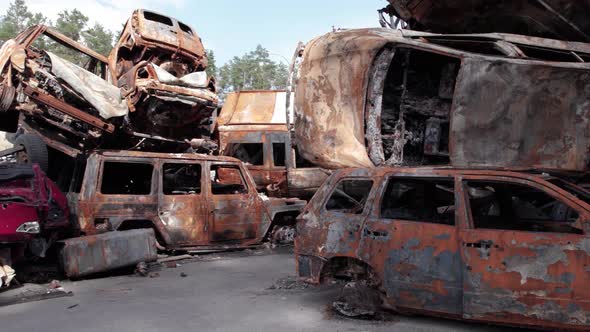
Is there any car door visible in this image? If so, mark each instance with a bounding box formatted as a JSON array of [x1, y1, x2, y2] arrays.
[[157, 160, 208, 246], [206, 161, 260, 242], [459, 176, 590, 328], [358, 175, 462, 315]]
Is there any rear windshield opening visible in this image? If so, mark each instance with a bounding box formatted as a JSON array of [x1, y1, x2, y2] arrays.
[[143, 11, 173, 26], [178, 22, 193, 35]]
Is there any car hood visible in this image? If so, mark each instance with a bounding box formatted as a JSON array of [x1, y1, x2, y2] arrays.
[[386, 0, 590, 42]]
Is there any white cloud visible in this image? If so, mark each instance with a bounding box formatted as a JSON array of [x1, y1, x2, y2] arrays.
[[0, 0, 188, 33]]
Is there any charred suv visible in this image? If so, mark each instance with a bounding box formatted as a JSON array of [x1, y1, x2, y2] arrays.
[[296, 167, 590, 330], [68, 151, 305, 251]]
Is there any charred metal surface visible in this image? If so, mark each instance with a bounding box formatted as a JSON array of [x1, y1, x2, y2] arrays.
[[109, 9, 218, 141], [295, 166, 590, 330], [293, 28, 590, 172], [60, 228, 157, 278], [385, 0, 590, 42], [71, 150, 304, 251]]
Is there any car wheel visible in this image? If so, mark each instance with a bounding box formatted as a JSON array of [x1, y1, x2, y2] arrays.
[[15, 134, 49, 172]]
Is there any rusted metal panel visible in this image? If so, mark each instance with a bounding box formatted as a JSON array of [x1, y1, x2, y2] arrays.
[[451, 58, 590, 171], [60, 229, 157, 278], [295, 166, 590, 330], [217, 90, 288, 128]]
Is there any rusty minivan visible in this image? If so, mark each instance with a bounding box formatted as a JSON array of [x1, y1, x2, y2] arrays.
[[295, 167, 590, 330], [69, 150, 305, 250]]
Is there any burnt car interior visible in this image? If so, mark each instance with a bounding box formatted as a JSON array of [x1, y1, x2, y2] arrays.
[[380, 177, 455, 225], [325, 179, 373, 214], [210, 165, 247, 195], [163, 163, 202, 195], [226, 143, 264, 165], [379, 48, 459, 166], [100, 162, 153, 195], [465, 181, 582, 234]]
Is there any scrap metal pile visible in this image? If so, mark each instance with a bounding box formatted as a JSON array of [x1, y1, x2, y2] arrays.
[[0, 9, 305, 289], [0, 9, 218, 157]]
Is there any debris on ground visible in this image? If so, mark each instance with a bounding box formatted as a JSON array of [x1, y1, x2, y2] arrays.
[[0, 264, 16, 288], [331, 282, 383, 319], [157, 254, 193, 264], [267, 275, 309, 291], [135, 262, 149, 277]]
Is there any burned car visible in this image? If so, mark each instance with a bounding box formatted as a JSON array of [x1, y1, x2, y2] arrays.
[[217, 90, 329, 198], [292, 28, 590, 171], [67, 150, 305, 254], [0, 10, 218, 164], [295, 167, 590, 330], [110, 9, 218, 140], [0, 163, 70, 270]]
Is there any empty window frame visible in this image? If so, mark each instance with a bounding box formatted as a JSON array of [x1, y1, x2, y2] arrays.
[[325, 179, 373, 214], [178, 22, 193, 35], [378, 48, 460, 165], [143, 11, 173, 26], [226, 143, 264, 166], [210, 165, 247, 195], [294, 146, 314, 168], [100, 162, 153, 195], [273, 143, 286, 167], [163, 163, 202, 195], [465, 181, 581, 234], [380, 177, 455, 225]]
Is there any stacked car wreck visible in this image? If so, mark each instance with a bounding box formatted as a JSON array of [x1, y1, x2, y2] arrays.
[[0, 9, 305, 283], [293, 1, 590, 330]]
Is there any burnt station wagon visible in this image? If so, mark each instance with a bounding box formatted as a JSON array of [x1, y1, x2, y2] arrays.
[[295, 167, 590, 331]]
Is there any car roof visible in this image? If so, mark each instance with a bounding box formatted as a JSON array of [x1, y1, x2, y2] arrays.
[[91, 150, 241, 163], [331, 166, 557, 181]]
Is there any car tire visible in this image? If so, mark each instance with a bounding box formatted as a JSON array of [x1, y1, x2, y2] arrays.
[[15, 134, 49, 172]]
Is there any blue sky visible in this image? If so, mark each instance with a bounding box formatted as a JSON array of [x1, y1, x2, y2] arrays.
[[170, 0, 385, 65], [1, 0, 386, 65]]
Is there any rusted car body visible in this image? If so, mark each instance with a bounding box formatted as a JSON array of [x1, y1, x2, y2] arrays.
[[109, 9, 218, 140], [383, 0, 590, 42], [0, 10, 218, 157], [68, 150, 305, 250], [0, 24, 119, 156], [217, 90, 329, 198], [292, 28, 590, 171], [296, 167, 590, 330]]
